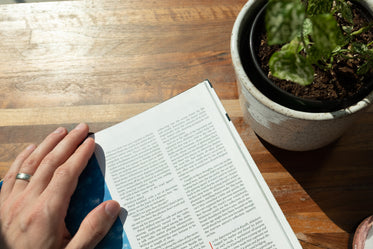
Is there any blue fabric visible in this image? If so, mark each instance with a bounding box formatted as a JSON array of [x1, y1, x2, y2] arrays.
[[65, 155, 131, 249]]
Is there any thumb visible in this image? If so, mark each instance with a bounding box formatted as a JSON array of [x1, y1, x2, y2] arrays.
[[66, 200, 121, 249]]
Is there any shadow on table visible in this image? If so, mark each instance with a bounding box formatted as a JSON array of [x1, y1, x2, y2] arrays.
[[260, 134, 373, 236]]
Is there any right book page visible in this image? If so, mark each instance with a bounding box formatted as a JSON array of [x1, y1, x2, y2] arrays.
[[93, 80, 302, 249]]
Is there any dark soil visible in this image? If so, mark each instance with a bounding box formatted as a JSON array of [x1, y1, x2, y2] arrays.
[[255, 1, 373, 101]]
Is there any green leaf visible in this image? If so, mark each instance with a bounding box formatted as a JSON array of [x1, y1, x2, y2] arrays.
[[358, 61, 373, 75], [335, 0, 353, 23], [352, 42, 370, 55], [281, 38, 304, 53], [269, 50, 314, 86], [342, 25, 354, 34], [302, 18, 312, 37], [353, 42, 373, 74], [307, 46, 324, 64], [266, 0, 305, 45], [310, 14, 345, 60], [307, 0, 333, 16]]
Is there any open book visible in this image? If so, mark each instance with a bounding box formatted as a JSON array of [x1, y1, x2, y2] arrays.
[[65, 80, 302, 249]]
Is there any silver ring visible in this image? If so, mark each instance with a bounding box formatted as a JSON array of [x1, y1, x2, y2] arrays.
[[16, 173, 32, 182]]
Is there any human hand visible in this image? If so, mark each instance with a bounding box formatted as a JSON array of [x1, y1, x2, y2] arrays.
[[0, 123, 120, 249]]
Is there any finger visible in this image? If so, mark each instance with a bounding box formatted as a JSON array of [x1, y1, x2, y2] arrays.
[[30, 123, 90, 194], [12, 127, 67, 192], [66, 201, 121, 249], [0, 144, 36, 202], [43, 137, 95, 212]]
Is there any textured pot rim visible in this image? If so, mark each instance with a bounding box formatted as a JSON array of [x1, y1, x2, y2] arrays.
[[231, 0, 373, 121]]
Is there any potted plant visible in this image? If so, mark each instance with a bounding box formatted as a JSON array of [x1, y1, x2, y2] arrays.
[[231, 0, 373, 151]]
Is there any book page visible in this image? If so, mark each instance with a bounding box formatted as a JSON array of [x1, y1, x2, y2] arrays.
[[93, 81, 302, 249]]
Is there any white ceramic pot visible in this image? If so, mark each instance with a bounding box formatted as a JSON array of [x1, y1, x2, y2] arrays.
[[231, 0, 373, 151]]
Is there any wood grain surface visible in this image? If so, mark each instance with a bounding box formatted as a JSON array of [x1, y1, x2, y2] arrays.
[[0, 0, 372, 248]]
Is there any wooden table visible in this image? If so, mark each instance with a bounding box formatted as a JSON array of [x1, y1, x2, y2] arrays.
[[0, 0, 372, 248]]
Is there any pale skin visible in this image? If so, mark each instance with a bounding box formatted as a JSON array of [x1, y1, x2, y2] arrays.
[[0, 123, 120, 249]]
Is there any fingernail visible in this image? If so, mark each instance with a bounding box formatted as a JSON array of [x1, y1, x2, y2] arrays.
[[26, 144, 36, 151], [83, 137, 94, 144], [74, 123, 86, 130], [53, 127, 65, 134], [105, 201, 121, 218]]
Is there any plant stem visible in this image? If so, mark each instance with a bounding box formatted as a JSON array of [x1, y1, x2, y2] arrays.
[[300, 0, 309, 56], [351, 27, 367, 36]]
